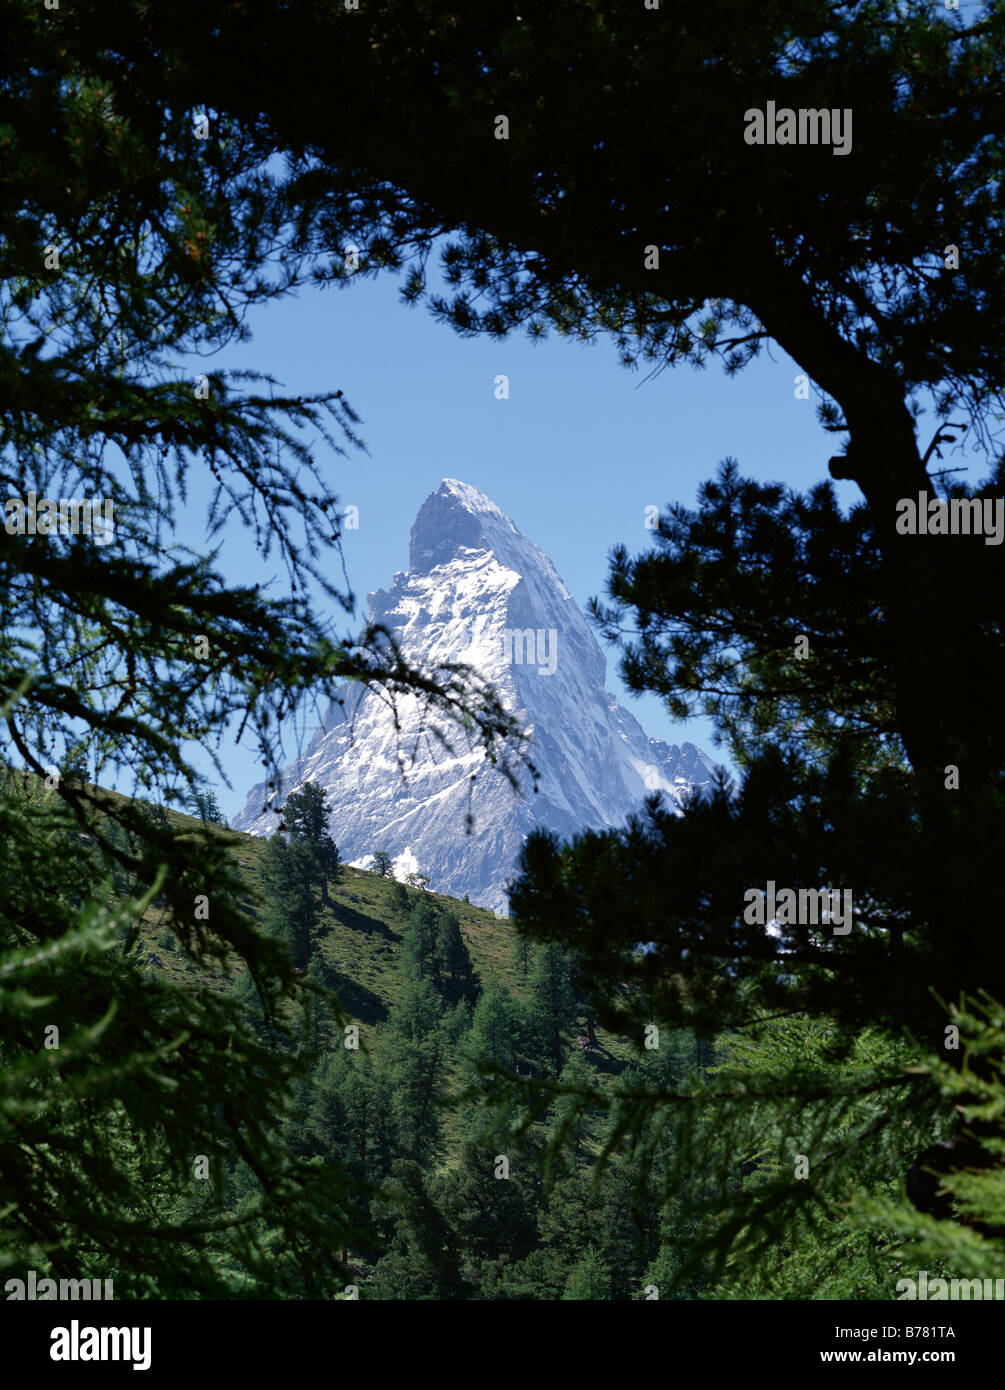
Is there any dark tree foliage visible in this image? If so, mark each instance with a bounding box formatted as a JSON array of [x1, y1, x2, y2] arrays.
[[434, 911, 480, 1009], [0, 774, 351, 1296], [401, 899, 439, 981], [437, 1141, 540, 1275], [525, 943, 578, 1077], [401, 899, 479, 1007], [369, 1160, 472, 1301], [0, 0, 528, 1296], [506, 465, 1005, 1282]]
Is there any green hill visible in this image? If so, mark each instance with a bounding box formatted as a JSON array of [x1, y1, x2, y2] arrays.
[[130, 799, 632, 1063]]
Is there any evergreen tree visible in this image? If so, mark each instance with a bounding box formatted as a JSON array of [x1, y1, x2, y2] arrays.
[[401, 900, 478, 1007], [537, 1171, 607, 1274], [464, 975, 521, 1077], [369, 850, 394, 878], [433, 910, 479, 1008], [280, 782, 340, 907], [545, 1052, 601, 1178], [459, 974, 523, 1143], [436, 1142, 540, 1290], [443, 997, 473, 1049], [850, 995, 1005, 1287], [0, 778, 346, 1296], [400, 898, 439, 983], [369, 1160, 470, 1300], [318, 1047, 396, 1196], [389, 879, 411, 917], [525, 943, 577, 1076], [308, 1048, 351, 1163], [378, 975, 448, 1166], [187, 788, 225, 824], [504, 454, 1005, 1286], [261, 831, 318, 970], [562, 1245, 613, 1301], [509, 932, 533, 982]]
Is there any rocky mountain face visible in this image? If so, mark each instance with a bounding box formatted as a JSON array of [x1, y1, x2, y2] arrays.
[[233, 479, 718, 913]]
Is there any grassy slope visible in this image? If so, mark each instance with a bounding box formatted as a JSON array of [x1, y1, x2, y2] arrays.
[[130, 803, 523, 1016], [123, 800, 635, 1068]]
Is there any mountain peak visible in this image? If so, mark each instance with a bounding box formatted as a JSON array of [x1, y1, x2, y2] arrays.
[[409, 478, 518, 574], [236, 481, 718, 913], [438, 478, 500, 511]]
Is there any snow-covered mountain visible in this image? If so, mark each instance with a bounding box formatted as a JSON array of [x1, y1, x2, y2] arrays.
[[233, 479, 718, 913]]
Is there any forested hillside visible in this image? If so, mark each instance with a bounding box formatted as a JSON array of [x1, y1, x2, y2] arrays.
[[5, 772, 999, 1301], [98, 783, 708, 1300]]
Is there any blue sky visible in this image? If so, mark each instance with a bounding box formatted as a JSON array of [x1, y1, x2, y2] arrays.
[[180, 264, 868, 821]]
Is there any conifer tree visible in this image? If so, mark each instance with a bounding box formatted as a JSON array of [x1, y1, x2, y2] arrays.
[[279, 782, 340, 907], [464, 975, 521, 1078], [433, 910, 479, 1008], [369, 1160, 470, 1301], [378, 975, 448, 1166], [459, 974, 523, 1143], [400, 899, 439, 983], [261, 831, 318, 970], [436, 1141, 540, 1286], [389, 879, 411, 918], [509, 933, 533, 982], [545, 1052, 601, 1177], [369, 850, 394, 878], [525, 943, 578, 1076], [187, 788, 225, 825], [562, 1245, 613, 1301], [505, 461, 1005, 1288]]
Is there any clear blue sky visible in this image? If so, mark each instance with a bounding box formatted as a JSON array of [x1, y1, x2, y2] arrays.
[[176, 265, 882, 821]]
